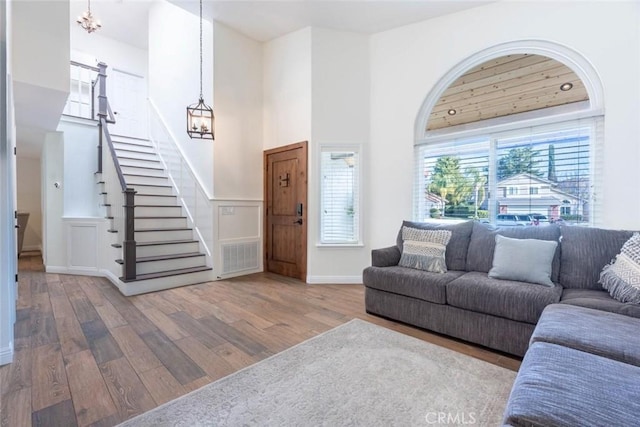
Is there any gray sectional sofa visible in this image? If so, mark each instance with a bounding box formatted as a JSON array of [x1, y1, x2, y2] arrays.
[[363, 220, 639, 356], [365, 220, 640, 426], [503, 303, 640, 426]]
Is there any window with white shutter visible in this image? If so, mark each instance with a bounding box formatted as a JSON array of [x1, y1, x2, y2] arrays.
[[320, 146, 361, 245]]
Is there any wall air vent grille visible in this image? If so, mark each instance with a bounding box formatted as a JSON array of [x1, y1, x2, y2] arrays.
[[222, 242, 259, 274]]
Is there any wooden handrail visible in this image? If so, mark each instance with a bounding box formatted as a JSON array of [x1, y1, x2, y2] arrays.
[[70, 60, 99, 72], [95, 62, 137, 281]]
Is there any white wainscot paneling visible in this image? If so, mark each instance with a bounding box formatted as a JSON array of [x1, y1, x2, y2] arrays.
[[214, 201, 263, 278], [65, 218, 100, 273]]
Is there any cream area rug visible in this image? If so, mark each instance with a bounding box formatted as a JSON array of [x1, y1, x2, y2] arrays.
[[119, 319, 516, 426]]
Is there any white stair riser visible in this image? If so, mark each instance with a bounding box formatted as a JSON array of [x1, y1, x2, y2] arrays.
[[135, 195, 177, 206], [125, 175, 170, 186], [119, 158, 162, 168], [137, 242, 200, 257], [121, 166, 166, 177], [128, 185, 173, 196], [116, 150, 158, 162], [136, 256, 206, 275], [136, 217, 187, 229], [111, 136, 153, 146], [135, 229, 193, 242], [136, 206, 183, 217], [118, 269, 213, 296], [113, 142, 155, 154]]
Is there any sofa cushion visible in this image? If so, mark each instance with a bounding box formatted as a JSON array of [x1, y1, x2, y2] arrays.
[[489, 235, 557, 287], [398, 227, 451, 273], [465, 222, 561, 282], [503, 342, 640, 427], [363, 266, 465, 304], [599, 233, 640, 303], [446, 271, 562, 324], [559, 225, 633, 289], [560, 288, 640, 319], [531, 304, 640, 367], [396, 220, 473, 271]]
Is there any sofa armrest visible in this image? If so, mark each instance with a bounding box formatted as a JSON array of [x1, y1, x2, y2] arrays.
[[372, 246, 401, 267]]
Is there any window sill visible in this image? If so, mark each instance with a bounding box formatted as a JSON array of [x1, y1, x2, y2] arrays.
[[316, 243, 364, 248]]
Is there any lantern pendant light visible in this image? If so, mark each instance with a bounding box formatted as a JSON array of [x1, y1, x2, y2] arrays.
[[186, 0, 214, 140]]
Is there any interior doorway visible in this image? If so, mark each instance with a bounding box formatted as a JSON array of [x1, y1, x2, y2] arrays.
[[264, 141, 308, 282]]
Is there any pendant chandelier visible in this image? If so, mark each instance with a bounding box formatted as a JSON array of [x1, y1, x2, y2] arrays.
[[77, 0, 101, 34], [187, 0, 215, 140]]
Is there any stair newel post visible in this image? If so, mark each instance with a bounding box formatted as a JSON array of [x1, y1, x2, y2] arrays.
[[123, 188, 137, 281], [96, 62, 108, 174]]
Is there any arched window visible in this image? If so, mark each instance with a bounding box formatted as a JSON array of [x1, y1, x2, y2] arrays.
[[414, 41, 604, 227]]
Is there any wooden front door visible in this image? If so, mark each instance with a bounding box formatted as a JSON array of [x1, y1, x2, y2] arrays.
[[264, 142, 308, 282]]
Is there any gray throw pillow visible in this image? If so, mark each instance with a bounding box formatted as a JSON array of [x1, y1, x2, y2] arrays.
[[599, 233, 640, 303], [398, 227, 452, 273], [488, 234, 558, 287]]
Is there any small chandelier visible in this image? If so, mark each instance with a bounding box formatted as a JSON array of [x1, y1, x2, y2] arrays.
[[77, 0, 101, 34], [187, 0, 214, 140]]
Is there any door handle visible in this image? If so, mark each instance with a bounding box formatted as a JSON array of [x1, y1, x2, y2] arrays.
[[293, 219, 303, 225]]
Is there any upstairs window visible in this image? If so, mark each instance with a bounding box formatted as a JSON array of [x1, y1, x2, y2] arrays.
[[320, 146, 361, 244]]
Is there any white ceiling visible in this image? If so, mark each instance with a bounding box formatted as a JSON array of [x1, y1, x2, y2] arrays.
[[76, 0, 492, 48]]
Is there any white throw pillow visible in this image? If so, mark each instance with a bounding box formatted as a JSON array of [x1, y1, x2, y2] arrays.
[[398, 227, 452, 274], [488, 234, 558, 287]]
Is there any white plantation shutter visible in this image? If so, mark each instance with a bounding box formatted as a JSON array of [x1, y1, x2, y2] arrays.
[[414, 117, 603, 226], [320, 148, 360, 244]]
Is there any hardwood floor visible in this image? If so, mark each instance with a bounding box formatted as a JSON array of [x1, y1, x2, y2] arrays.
[[1, 252, 521, 426]]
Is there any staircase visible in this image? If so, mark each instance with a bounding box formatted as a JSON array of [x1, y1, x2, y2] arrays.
[[99, 134, 212, 295]]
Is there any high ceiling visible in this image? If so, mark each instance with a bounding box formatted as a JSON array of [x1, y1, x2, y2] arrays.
[[78, 0, 493, 48], [427, 54, 589, 131]]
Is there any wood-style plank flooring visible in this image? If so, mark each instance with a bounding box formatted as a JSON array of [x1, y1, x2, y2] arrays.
[[1, 252, 520, 426]]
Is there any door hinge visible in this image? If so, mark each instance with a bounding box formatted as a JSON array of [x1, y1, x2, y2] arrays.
[[15, 274, 18, 282], [14, 210, 17, 219], [14, 147, 16, 155]]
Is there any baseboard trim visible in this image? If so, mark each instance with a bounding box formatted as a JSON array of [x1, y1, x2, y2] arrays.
[[306, 275, 363, 284], [0, 342, 14, 366], [46, 266, 102, 276]]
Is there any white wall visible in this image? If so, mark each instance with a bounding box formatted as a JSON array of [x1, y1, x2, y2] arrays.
[[213, 22, 263, 200], [57, 119, 100, 217], [263, 27, 312, 150], [16, 156, 42, 251], [369, 1, 640, 248], [70, 27, 148, 78], [307, 28, 370, 282], [11, 0, 69, 93], [0, 0, 16, 366], [41, 131, 65, 269], [148, 0, 214, 198]]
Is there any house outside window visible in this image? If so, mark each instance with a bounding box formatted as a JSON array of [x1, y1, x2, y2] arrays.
[[319, 145, 362, 245], [415, 118, 601, 226]]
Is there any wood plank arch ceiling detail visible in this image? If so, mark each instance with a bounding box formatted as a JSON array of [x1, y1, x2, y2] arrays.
[[427, 54, 589, 131]]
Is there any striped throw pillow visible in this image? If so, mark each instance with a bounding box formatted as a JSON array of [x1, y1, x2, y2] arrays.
[[599, 233, 640, 303], [398, 226, 452, 273]]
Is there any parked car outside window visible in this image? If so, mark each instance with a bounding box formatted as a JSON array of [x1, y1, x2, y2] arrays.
[[496, 214, 533, 227], [529, 213, 550, 226]]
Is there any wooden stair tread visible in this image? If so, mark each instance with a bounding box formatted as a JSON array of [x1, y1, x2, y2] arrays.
[[134, 194, 176, 198], [127, 183, 171, 188], [116, 252, 204, 265], [136, 239, 198, 246], [120, 266, 212, 283], [135, 216, 185, 219], [135, 204, 181, 208], [122, 173, 166, 178], [135, 227, 192, 232], [118, 156, 160, 162]]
